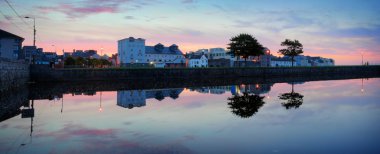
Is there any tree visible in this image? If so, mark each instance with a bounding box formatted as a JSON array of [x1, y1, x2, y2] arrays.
[[169, 90, 179, 100], [100, 59, 112, 68], [228, 34, 265, 67], [278, 39, 304, 67], [75, 57, 85, 66], [64, 56, 75, 66], [155, 91, 165, 101], [227, 92, 265, 118], [278, 83, 304, 110]]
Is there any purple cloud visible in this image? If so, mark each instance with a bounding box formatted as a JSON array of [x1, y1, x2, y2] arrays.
[[35, 123, 118, 140], [125, 15, 135, 20], [36, 0, 156, 19], [37, 4, 119, 18], [34, 123, 194, 153], [182, 0, 194, 4]]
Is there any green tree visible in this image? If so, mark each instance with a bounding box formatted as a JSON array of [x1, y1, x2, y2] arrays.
[[278, 39, 304, 67], [227, 34, 264, 67], [64, 56, 76, 66]]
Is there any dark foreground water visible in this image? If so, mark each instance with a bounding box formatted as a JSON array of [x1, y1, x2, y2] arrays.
[[1, 78, 379, 154]]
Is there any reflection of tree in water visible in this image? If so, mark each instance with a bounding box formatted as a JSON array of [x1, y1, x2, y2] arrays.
[[279, 83, 304, 110], [169, 90, 179, 100], [228, 92, 265, 118], [155, 91, 164, 101]]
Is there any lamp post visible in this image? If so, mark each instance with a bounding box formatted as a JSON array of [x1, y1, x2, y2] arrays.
[[24, 16, 36, 47]]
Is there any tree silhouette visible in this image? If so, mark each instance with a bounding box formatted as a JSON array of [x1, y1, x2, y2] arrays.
[[154, 91, 165, 101], [64, 56, 75, 65], [227, 92, 265, 118], [228, 34, 265, 67], [169, 90, 179, 100], [278, 39, 304, 67], [278, 83, 304, 109]]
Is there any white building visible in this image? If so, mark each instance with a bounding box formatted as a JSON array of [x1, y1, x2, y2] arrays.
[[118, 37, 185, 67], [208, 48, 232, 60], [145, 43, 186, 68], [118, 37, 146, 65], [195, 49, 209, 55], [311, 57, 335, 66], [294, 55, 311, 66], [117, 90, 146, 109], [0, 29, 24, 60], [270, 57, 292, 67], [188, 55, 208, 68]]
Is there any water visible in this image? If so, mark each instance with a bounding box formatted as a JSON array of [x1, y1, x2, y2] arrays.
[[0, 78, 379, 154]]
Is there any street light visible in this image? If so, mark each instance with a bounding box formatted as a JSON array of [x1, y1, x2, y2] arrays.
[[24, 16, 36, 47]]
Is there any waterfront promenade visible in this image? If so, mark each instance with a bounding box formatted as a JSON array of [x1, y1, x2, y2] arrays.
[[30, 65, 380, 82]]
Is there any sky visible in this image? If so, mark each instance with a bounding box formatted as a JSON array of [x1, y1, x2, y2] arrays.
[[0, 0, 379, 65]]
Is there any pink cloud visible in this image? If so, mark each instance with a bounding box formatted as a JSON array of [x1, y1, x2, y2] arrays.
[[35, 123, 118, 140], [37, 4, 119, 18]]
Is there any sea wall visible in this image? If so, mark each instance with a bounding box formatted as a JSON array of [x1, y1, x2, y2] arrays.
[[0, 58, 29, 91], [30, 65, 380, 82]]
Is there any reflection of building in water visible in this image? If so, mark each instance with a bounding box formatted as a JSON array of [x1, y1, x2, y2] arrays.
[[117, 88, 184, 109], [231, 83, 274, 95], [189, 86, 232, 95], [117, 90, 146, 109], [190, 84, 274, 96], [145, 88, 183, 100], [209, 86, 233, 94], [71, 91, 96, 96]]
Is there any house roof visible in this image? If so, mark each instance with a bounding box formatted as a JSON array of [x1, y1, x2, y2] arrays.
[[0, 29, 24, 40], [145, 44, 183, 55], [271, 57, 292, 62], [189, 55, 205, 60]]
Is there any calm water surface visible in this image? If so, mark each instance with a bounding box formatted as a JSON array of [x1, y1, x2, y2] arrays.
[[1, 78, 379, 154]]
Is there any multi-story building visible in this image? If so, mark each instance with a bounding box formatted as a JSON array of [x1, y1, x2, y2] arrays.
[[270, 57, 292, 67], [188, 54, 208, 68], [22, 46, 40, 63], [309, 57, 334, 66], [208, 48, 231, 60], [118, 37, 146, 66], [294, 55, 311, 66], [117, 90, 146, 109], [145, 43, 186, 68], [293, 55, 334, 66], [117, 88, 184, 109], [0, 29, 24, 60], [232, 47, 271, 67], [118, 37, 185, 67]]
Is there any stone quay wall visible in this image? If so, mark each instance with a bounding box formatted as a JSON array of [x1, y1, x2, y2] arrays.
[[30, 65, 380, 82], [0, 58, 29, 91]]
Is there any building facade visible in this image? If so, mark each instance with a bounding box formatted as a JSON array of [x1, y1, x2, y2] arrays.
[[208, 48, 231, 60], [117, 90, 146, 109], [118, 37, 185, 67], [270, 57, 292, 67], [188, 55, 208, 68], [0, 29, 24, 60], [118, 37, 146, 66], [145, 44, 186, 68]]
